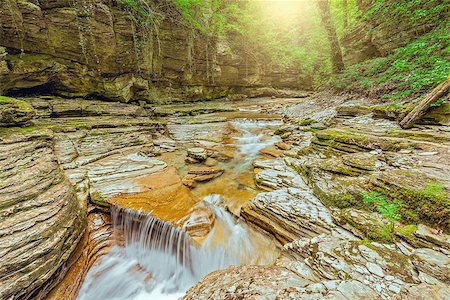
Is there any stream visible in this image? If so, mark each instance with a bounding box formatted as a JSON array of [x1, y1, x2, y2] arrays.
[[77, 115, 284, 300]]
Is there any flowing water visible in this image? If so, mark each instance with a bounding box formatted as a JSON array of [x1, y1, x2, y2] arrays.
[[78, 117, 282, 300]]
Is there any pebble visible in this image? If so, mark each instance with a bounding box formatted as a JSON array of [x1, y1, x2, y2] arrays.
[[323, 280, 338, 291], [366, 262, 385, 277], [374, 283, 383, 293], [388, 284, 401, 294], [370, 149, 382, 155]]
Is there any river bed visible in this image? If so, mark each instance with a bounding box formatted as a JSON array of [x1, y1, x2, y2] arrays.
[[77, 109, 286, 299]]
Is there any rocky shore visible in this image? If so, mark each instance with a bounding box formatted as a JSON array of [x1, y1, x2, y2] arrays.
[[0, 92, 448, 299]]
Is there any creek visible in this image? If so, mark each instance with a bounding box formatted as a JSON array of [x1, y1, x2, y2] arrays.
[[77, 114, 284, 300]]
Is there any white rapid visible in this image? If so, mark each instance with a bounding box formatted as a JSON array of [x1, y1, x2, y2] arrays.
[[78, 199, 276, 300], [78, 118, 282, 300], [232, 119, 283, 166]]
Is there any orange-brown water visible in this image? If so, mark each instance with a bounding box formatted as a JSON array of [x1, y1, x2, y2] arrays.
[[79, 109, 288, 300]]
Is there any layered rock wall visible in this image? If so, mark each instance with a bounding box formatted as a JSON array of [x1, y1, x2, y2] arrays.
[[342, 0, 449, 64], [0, 0, 308, 102], [0, 129, 85, 299]]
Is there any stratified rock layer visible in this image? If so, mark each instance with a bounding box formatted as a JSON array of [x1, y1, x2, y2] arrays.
[[0, 130, 85, 299], [183, 265, 381, 300], [0, 1, 307, 101]]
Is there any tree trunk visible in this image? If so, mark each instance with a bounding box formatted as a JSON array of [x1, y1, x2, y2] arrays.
[[399, 76, 450, 129], [317, 0, 345, 73], [343, 0, 348, 29]]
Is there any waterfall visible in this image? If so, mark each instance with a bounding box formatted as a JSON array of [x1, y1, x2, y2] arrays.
[[78, 199, 274, 300], [77, 118, 282, 300]]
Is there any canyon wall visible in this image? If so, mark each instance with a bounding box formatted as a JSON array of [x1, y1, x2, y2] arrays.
[[0, 0, 308, 103], [342, 0, 449, 64]]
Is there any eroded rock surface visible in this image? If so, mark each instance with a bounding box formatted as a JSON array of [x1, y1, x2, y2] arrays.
[[0, 130, 84, 299], [45, 209, 112, 300], [0, 96, 36, 126], [183, 265, 381, 300]]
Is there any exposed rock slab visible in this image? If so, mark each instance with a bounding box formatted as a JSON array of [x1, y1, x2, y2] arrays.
[[242, 188, 334, 244], [183, 265, 380, 300], [283, 235, 420, 299], [87, 153, 167, 206], [109, 167, 214, 237], [45, 209, 112, 300], [411, 248, 450, 283]]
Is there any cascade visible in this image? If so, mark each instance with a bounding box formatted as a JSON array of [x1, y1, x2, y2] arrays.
[[78, 198, 274, 299]]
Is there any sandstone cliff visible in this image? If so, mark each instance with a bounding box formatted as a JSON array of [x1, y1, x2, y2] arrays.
[[342, 0, 449, 64], [0, 0, 308, 102]]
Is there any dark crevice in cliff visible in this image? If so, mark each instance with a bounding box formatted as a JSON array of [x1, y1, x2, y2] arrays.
[[5, 83, 57, 97]]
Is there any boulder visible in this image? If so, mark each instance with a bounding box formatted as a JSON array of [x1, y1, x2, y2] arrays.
[[182, 167, 224, 187], [187, 147, 208, 161], [0, 96, 36, 126]]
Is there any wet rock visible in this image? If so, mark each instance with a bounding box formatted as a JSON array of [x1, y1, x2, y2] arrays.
[[179, 202, 215, 237], [204, 157, 218, 167], [46, 209, 112, 300], [187, 147, 208, 161], [0, 130, 84, 299], [185, 157, 200, 164], [0, 96, 36, 126], [242, 188, 334, 244], [183, 167, 224, 187], [188, 167, 225, 176], [275, 141, 291, 150], [109, 168, 214, 236], [87, 153, 167, 206], [260, 145, 284, 157]]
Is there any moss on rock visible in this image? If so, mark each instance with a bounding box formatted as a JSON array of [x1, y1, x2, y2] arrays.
[[315, 128, 413, 152], [0, 96, 36, 126], [370, 171, 449, 231]]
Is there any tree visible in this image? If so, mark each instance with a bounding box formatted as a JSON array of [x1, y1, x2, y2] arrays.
[[343, 0, 348, 29], [317, 0, 345, 73]]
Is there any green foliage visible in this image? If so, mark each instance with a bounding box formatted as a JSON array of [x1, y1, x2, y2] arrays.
[[331, 25, 450, 103], [374, 180, 449, 230], [430, 97, 446, 107], [361, 192, 401, 222], [363, 0, 449, 26], [421, 182, 446, 199]]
